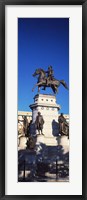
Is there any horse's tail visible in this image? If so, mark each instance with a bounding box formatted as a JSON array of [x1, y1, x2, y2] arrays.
[[60, 80, 68, 90]]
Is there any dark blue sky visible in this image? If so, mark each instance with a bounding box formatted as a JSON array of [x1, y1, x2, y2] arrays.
[[18, 18, 69, 114]]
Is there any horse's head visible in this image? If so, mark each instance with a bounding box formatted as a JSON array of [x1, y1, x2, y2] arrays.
[[32, 68, 41, 77]]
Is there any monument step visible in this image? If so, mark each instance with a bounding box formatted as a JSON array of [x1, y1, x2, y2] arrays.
[[36, 135, 69, 148]]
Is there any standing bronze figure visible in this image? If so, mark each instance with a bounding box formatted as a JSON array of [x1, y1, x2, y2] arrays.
[[32, 66, 68, 94], [46, 65, 54, 85], [58, 113, 69, 137], [35, 112, 44, 135]]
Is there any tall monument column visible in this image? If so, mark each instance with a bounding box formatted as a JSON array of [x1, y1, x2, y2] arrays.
[[29, 94, 60, 146]]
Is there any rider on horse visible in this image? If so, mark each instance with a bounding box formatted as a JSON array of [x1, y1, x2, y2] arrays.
[[45, 65, 54, 85], [32, 66, 68, 94], [42, 65, 54, 90]]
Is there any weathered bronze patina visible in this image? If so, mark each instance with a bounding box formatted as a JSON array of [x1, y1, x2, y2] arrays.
[[35, 112, 44, 135], [58, 113, 69, 137], [32, 66, 68, 94]]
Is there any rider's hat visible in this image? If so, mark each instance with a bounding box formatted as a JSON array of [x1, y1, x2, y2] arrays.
[[48, 65, 52, 69]]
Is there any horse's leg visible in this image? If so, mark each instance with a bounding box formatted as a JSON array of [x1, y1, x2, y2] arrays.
[[54, 85, 58, 94], [32, 83, 38, 92], [55, 86, 58, 94], [51, 85, 58, 94], [38, 86, 40, 93], [42, 86, 46, 90], [32, 82, 42, 92]]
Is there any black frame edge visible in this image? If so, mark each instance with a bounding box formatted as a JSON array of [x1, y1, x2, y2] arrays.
[[82, 1, 87, 200], [0, 0, 5, 199], [0, 0, 86, 5]]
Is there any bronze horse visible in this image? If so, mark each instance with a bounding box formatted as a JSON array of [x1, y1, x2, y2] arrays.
[[32, 68, 68, 94]]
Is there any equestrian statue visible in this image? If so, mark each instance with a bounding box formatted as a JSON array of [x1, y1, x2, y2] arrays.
[[32, 65, 68, 94]]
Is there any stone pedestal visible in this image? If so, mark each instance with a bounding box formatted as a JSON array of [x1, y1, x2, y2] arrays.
[[18, 136, 28, 150], [58, 136, 69, 153], [29, 94, 60, 146]]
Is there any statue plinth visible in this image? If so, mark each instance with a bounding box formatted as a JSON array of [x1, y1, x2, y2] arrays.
[[29, 94, 60, 146], [57, 136, 69, 153]]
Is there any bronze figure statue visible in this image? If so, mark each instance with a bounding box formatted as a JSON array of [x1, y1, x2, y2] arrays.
[[35, 112, 44, 135], [32, 66, 68, 94], [58, 113, 69, 137], [45, 65, 54, 85]]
